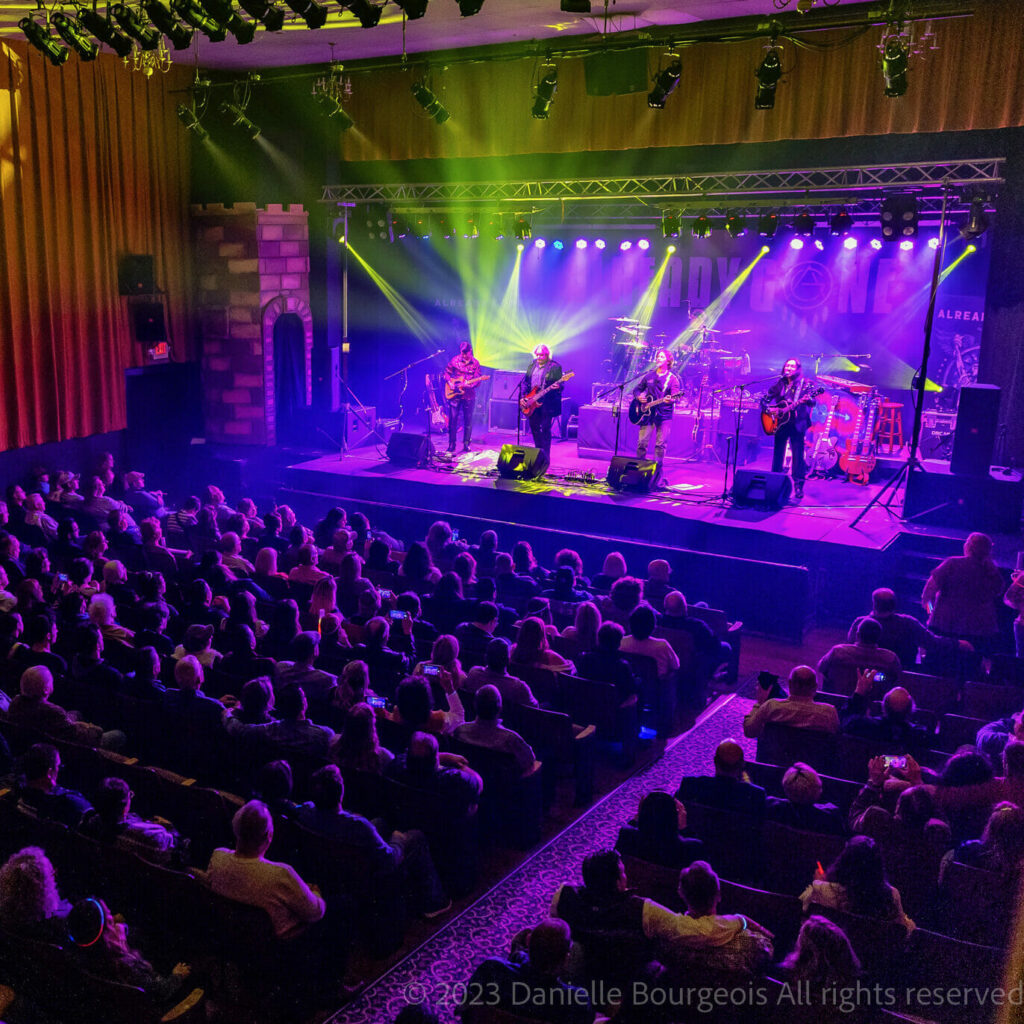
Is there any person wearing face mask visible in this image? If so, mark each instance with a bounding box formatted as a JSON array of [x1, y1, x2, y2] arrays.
[[443, 340, 484, 454], [763, 357, 818, 499]]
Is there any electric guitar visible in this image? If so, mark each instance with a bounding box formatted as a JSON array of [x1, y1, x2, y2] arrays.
[[444, 374, 490, 401], [425, 373, 447, 429], [839, 388, 880, 485], [520, 372, 575, 416], [807, 395, 842, 478], [628, 392, 678, 426], [761, 386, 825, 436]]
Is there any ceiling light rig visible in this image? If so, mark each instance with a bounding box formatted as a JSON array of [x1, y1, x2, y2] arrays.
[[960, 196, 989, 242], [725, 213, 748, 238], [221, 74, 262, 139], [237, 0, 285, 31], [284, 0, 328, 30], [880, 23, 910, 97], [174, 0, 227, 41], [829, 207, 853, 235], [880, 194, 918, 240], [793, 210, 815, 236], [691, 215, 712, 240], [341, 0, 383, 29], [754, 42, 783, 110], [143, 1, 196, 49], [660, 211, 680, 238], [313, 59, 355, 130], [51, 12, 99, 60], [19, 16, 68, 65], [648, 53, 681, 109], [531, 63, 558, 120], [177, 75, 211, 139], [112, 3, 162, 49], [201, 0, 258, 44], [411, 79, 450, 124], [393, 0, 429, 18], [77, 8, 135, 57]]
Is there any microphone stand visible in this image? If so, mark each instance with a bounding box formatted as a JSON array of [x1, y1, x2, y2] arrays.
[[598, 368, 647, 462], [385, 349, 444, 433]]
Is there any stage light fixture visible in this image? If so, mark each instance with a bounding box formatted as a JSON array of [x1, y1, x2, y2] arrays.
[[171, 0, 224, 41], [793, 211, 815, 236], [899, 239, 914, 251], [412, 214, 431, 239], [111, 4, 162, 48], [960, 197, 989, 241], [881, 35, 909, 98], [790, 238, 804, 250], [200, 0, 258, 43], [177, 103, 209, 140], [143, 1, 195, 48], [754, 45, 782, 109], [412, 82, 450, 124], [390, 213, 411, 239], [661, 211, 680, 238], [553, 240, 565, 250], [667, 244, 677, 254], [725, 214, 748, 238], [238, 0, 285, 30], [457, 0, 484, 14], [619, 240, 632, 252], [575, 238, 588, 249], [691, 215, 712, 240], [560, 0, 590, 10], [513, 216, 532, 241], [51, 11, 99, 60], [77, 8, 135, 56], [283, 0, 328, 29], [760, 245, 770, 254], [19, 16, 69, 65], [870, 239, 883, 250], [648, 58, 681, 109], [637, 239, 650, 250], [880, 195, 918, 241], [220, 101, 261, 139], [532, 65, 558, 120], [758, 212, 779, 237], [462, 215, 479, 240], [814, 239, 825, 251], [486, 213, 505, 240], [314, 91, 355, 130], [927, 236, 940, 250], [436, 213, 454, 240], [341, 0, 382, 28], [830, 207, 853, 236], [595, 239, 606, 250], [534, 238, 546, 249], [394, 0, 429, 17], [843, 237, 858, 250], [966, 244, 977, 254], [517, 242, 525, 252]]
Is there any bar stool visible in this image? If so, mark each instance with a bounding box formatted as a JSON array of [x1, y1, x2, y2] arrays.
[[877, 402, 905, 453]]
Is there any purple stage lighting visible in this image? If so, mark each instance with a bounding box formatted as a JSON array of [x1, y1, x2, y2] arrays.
[[814, 239, 825, 251], [552, 240, 564, 250], [575, 238, 588, 249], [637, 239, 650, 250], [790, 238, 804, 250], [843, 237, 858, 250], [900, 239, 914, 251], [534, 239, 546, 249], [595, 238, 606, 250], [619, 240, 632, 251], [870, 239, 883, 250], [928, 237, 940, 249]]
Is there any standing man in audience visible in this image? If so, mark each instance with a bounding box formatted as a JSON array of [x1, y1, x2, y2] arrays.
[[743, 665, 840, 738], [817, 618, 901, 694]]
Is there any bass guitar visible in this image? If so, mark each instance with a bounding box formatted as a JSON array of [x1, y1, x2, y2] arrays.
[[425, 373, 447, 430], [628, 392, 677, 426], [807, 395, 842, 478], [444, 374, 490, 401], [761, 386, 825, 436], [839, 388, 879, 485], [520, 372, 575, 416]]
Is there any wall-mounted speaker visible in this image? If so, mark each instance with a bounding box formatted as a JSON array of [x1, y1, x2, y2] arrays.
[[497, 444, 549, 480], [607, 456, 660, 492], [950, 383, 1000, 476], [386, 431, 430, 467], [118, 254, 156, 295], [731, 469, 792, 508], [130, 302, 166, 344]]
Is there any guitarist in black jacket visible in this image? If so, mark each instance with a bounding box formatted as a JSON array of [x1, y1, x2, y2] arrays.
[[521, 344, 564, 461], [764, 358, 817, 499], [632, 348, 680, 469]]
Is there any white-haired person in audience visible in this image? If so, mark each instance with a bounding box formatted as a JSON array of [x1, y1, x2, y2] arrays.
[[593, 551, 627, 593], [219, 532, 254, 576], [839, 669, 933, 750], [743, 665, 839, 738], [22, 492, 58, 542], [764, 762, 846, 836], [0, 846, 72, 943], [817, 617, 901, 694], [82, 475, 136, 529], [202, 484, 236, 529], [287, 543, 331, 585], [643, 559, 673, 605]]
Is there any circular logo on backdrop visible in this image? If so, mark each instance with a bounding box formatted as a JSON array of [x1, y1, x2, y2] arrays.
[[784, 261, 835, 310]]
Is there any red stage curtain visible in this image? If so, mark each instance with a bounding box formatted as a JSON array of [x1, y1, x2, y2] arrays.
[[338, 0, 1024, 164], [0, 41, 193, 451]]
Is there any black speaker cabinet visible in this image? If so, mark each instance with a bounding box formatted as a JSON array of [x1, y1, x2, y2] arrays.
[[497, 445, 549, 480], [130, 302, 166, 344], [344, 404, 377, 448], [607, 456, 660, 492], [904, 464, 1023, 532], [731, 469, 792, 508], [118, 253, 156, 295], [386, 432, 430, 467], [951, 383, 1001, 476]]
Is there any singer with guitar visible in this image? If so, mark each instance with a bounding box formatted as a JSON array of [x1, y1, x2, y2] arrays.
[[520, 344, 566, 462], [631, 348, 680, 470], [763, 358, 819, 499], [444, 341, 486, 453]]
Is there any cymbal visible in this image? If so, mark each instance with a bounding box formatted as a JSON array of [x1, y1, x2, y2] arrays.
[[616, 341, 647, 348], [608, 316, 640, 324], [719, 329, 751, 336], [703, 348, 733, 355], [615, 324, 650, 333]]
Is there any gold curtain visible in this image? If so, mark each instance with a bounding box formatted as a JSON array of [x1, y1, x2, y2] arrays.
[[0, 41, 193, 451], [339, 0, 1024, 164]]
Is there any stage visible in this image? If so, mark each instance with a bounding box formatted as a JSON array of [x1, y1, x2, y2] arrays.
[[276, 429, 977, 642]]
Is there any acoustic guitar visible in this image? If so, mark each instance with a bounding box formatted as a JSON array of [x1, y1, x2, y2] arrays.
[[520, 372, 575, 416], [444, 374, 490, 401], [760, 386, 825, 436], [628, 393, 677, 426]]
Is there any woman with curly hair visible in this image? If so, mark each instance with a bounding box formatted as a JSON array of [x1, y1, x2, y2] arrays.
[[0, 846, 71, 942]]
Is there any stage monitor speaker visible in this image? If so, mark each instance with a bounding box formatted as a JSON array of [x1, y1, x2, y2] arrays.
[[386, 431, 430, 467], [489, 399, 520, 433], [731, 469, 792, 508], [950, 383, 1000, 476], [118, 254, 156, 295], [497, 444, 549, 480], [607, 456, 660, 493], [343, 404, 377, 448], [490, 369, 522, 401], [130, 302, 166, 344]]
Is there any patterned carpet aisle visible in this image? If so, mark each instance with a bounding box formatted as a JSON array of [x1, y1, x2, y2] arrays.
[[327, 695, 757, 1024]]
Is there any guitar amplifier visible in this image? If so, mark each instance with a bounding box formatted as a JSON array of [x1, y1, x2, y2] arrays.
[[489, 369, 522, 401], [489, 399, 521, 434]]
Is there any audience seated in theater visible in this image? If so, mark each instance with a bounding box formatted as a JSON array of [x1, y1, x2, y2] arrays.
[[320, 529, 354, 576], [81, 776, 183, 866], [465, 637, 539, 708], [345, 590, 383, 635], [14, 614, 67, 678], [366, 537, 400, 577], [598, 576, 645, 629], [220, 532, 254, 576], [425, 521, 466, 573], [464, 918, 595, 1024], [58, 596, 91, 653], [934, 749, 997, 844], [50, 518, 82, 570], [454, 685, 537, 776], [53, 471, 84, 509], [220, 625, 275, 683], [512, 540, 548, 584], [743, 665, 840, 738], [621, 604, 679, 681], [181, 579, 228, 633], [107, 511, 142, 563], [848, 587, 970, 669], [495, 551, 539, 605], [849, 760, 950, 846], [642, 860, 773, 974], [10, 665, 103, 744], [133, 604, 174, 658], [162, 655, 225, 751], [122, 471, 166, 522], [387, 732, 483, 817], [399, 541, 441, 595], [414, 634, 467, 690], [313, 507, 348, 550], [15, 742, 93, 828], [329, 660, 375, 719], [255, 512, 289, 557], [261, 600, 301, 662], [561, 600, 600, 657], [0, 611, 24, 660], [541, 566, 592, 609], [468, 529, 501, 574], [643, 559, 673, 605], [452, 551, 477, 592], [82, 475, 136, 530], [392, 591, 438, 649], [205, 799, 325, 941], [945, 800, 1024, 878], [0, 846, 73, 945], [317, 613, 352, 666], [274, 631, 337, 706], [922, 531, 1005, 654], [575, 622, 639, 701], [229, 676, 276, 725], [426, 572, 474, 635], [0, 532, 25, 585], [89, 591, 133, 645], [1005, 570, 1024, 659], [124, 646, 167, 701], [676, 738, 767, 817], [593, 551, 627, 593], [172, 622, 222, 669], [511, 616, 572, 673], [932, 739, 1024, 827], [454, 601, 499, 665], [22, 492, 58, 542], [330, 701, 394, 775], [202, 485, 236, 529], [764, 762, 846, 836], [253, 760, 300, 819], [230, 683, 335, 760], [0, 567, 16, 613], [225, 589, 268, 643], [82, 531, 109, 578], [471, 576, 518, 635], [297, 765, 450, 917], [616, 791, 706, 869], [553, 548, 590, 589], [351, 511, 402, 558], [288, 543, 330, 586], [386, 675, 465, 737], [839, 670, 931, 749], [354, 616, 412, 690], [818, 618, 901, 693], [519, 596, 561, 639], [164, 495, 200, 545], [800, 835, 914, 933]]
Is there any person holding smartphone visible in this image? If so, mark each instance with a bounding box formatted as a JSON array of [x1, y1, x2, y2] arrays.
[[817, 618, 902, 695], [838, 669, 932, 751], [742, 665, 839, 739]]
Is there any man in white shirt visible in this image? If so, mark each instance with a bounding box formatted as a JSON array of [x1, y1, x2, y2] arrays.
[[742, 664, 840, 738], [620, 604, 679, 680]]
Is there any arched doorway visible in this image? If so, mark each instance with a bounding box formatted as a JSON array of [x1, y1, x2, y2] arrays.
[[273, 312, 306, 446]]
